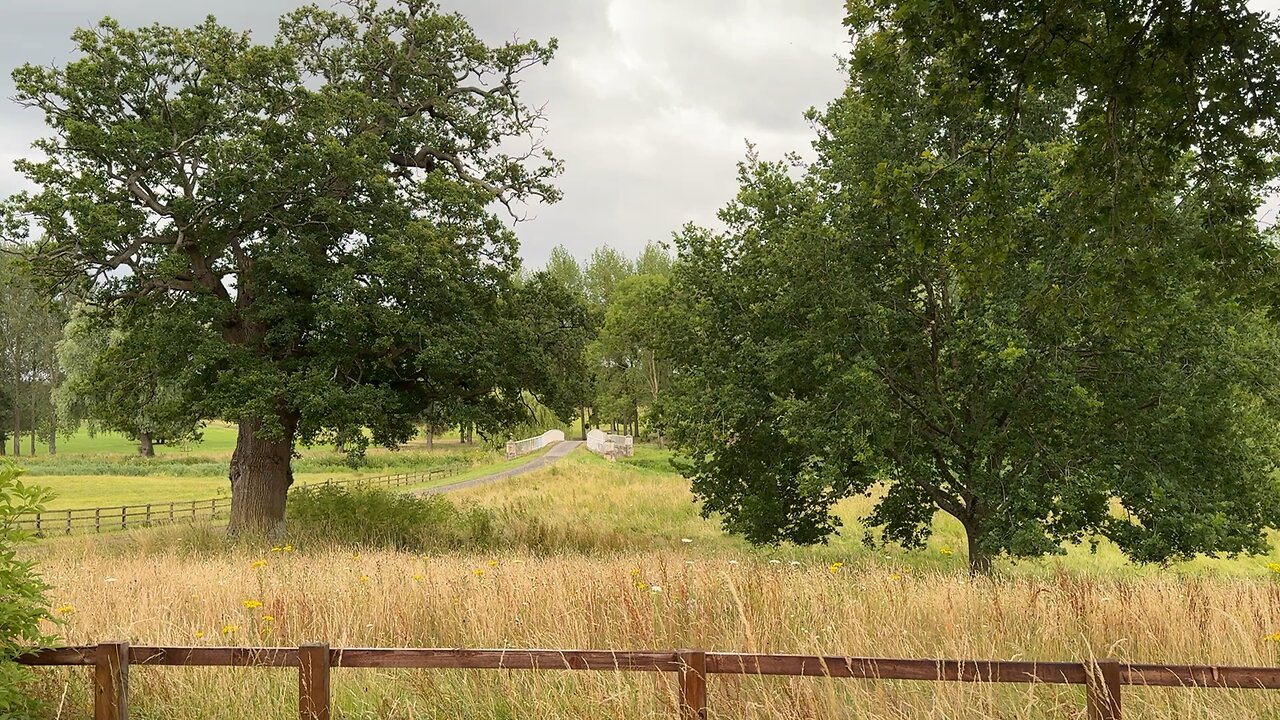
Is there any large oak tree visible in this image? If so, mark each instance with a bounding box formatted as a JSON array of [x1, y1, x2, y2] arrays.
[[662, 0, 1280, 573], [4, 0, 581, 534]]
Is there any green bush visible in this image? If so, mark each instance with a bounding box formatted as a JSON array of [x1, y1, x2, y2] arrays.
[[283, 485, 635, 555], [0, 461, 54, 719], [286, 485, 498, 552]]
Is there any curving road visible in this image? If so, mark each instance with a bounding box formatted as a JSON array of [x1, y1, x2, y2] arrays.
[[412, 440, 583, 496]]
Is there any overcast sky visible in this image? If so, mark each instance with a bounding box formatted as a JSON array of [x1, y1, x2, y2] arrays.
[[0, 1, 1276, 267]]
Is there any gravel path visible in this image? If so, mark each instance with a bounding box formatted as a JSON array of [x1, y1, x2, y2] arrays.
[[412, 441, 584, 496]]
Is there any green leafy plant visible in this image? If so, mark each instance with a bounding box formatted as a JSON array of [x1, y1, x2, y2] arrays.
[[286, 485, 497, 552], [0, 460, 54, 719]]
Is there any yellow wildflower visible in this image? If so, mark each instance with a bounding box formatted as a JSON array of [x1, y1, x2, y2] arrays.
[[1266, 562, 1280, 574], [260, 615, 275, 623], [888, 573, 902, 581], [283, 544, 293, 553], [222, 624, 238, 636], [242, 599, 262, 610], [193, 630, 205, 639], [411, 574, 423, 581], [939, 546, 954, 556], [473, 568, 485, 577], [487, 560, 498, 568], [1266, 632, 1280, 642], [270, 546, 282, 553], [359, 575, 369, 583], [54, 604, 75, 615], [250, 559, 267, 570], [828, 562, 844, 573], [352, 552, 361, 560]]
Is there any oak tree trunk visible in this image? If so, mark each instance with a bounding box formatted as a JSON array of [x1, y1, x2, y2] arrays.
[[137, 431, 155, 457], [964, 518, 993, 575], [227, 415, 296, 537]]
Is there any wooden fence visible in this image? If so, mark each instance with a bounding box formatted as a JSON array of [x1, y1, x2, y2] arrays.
[[16, 465, 466, 536], [19, 642, 1280, 719]]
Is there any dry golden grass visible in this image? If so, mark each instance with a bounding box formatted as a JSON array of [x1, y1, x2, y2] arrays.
[[22, 450, 1280, 718]]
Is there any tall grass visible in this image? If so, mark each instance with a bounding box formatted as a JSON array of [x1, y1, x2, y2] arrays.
[[21, 451, 1280, 718]]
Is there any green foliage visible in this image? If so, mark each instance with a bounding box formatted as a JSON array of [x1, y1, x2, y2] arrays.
[[0, 255, 65, 455], [55, 307, 205, 451], [0, 461, 54, 718], [588, 273, 672, 435], [663, 2, 1280, 573], [286, 485, 497, 552], [4, 1, 585, 528]]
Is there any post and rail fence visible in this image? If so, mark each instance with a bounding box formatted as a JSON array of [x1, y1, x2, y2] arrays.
[[15, 465, 467, 537], [19, 643, 1280, 719]]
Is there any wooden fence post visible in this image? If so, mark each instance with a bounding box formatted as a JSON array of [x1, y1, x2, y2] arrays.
[[1086, 658, 1122, 720], [677, 650, 707, 720], [94, 641, 129, 720], [65, 509, 72, 535], [145, 504, 152, 525], [169, 503, 175, 523], [299, 643, 331, 720], [119, 507, 126, 530], [34, 512, 42, 536], [95, 507, 101, 533]]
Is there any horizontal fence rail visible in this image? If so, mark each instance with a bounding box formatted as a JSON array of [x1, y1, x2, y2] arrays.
[[16, 465, 466, 537], [20, 643, 1280, 720]]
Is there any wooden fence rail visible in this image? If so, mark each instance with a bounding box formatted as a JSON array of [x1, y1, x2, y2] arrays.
[[16, 465, 466, 537], [19, 643, 1280, 719]]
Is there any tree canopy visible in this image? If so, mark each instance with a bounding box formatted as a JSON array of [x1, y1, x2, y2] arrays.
[[662, 0, 1280, 573], [4, 0, 583, 534]]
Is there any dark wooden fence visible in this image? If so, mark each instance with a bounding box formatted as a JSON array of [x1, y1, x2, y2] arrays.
[[19, 643, 1280, 720], [16, 465, 466, 536]]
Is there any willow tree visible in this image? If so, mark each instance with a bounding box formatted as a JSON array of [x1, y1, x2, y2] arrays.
[[5, 1, 580, 534]]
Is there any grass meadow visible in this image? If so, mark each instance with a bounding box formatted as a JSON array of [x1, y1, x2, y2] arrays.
[[17, 448, 1280, 719], [12, 423, 500, 509]]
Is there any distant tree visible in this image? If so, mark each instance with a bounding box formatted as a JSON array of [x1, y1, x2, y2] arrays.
[[0, 386, 10, 456], [583, 246, 634, 310], [0, 256, 63, 457], [56, 307, 206, 456], [663, 1, 1280, 574], [590, 273, 671, 439], [544, 245, 585, 298], [6, 1, 576, 535], [634, 241, 673, 277]]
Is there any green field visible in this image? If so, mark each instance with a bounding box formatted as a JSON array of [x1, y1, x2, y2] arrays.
[[11, 423, 509, 509]]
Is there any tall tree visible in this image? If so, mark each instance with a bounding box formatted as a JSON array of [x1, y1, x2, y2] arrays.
[[544, 245, 585, 298], [6, 1, 576, 535], [663, 2, 1280, 573], [582, 246, 634, 310], [0, 256, 63, 457]]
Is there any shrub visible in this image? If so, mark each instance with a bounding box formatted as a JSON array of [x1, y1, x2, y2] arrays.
[[0, 460, 54, 719], [286, 485, 498, 552], [286, 484, 645, 556]]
